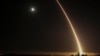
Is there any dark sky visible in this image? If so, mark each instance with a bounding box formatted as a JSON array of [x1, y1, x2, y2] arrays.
[[1, 0, 100, 53]]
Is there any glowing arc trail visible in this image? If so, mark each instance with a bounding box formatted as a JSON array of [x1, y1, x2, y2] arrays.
[[56, 0, 83, 55]]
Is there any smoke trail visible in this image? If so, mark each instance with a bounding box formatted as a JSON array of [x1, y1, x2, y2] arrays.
[[56, 0, 83, 55]]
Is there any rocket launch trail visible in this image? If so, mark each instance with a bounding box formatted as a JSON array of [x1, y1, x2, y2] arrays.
[[56, 0, 84, 55]]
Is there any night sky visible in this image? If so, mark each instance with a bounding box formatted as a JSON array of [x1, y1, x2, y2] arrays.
[[1, 0, 100, 53]]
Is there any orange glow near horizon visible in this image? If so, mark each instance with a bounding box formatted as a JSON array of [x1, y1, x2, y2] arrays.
[[56, 0, 84, 55]]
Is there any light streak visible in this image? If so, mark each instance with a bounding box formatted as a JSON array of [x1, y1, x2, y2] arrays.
[[56, 0, 84, 55]]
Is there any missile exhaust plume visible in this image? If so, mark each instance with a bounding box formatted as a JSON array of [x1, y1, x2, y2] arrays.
[[56, 0, 84, 55]]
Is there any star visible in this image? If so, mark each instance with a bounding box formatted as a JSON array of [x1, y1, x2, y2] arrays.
[[31, 7, 35, 12]]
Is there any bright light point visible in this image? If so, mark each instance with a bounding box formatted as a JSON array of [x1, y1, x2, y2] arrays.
[[31, 8, 35, 12]]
